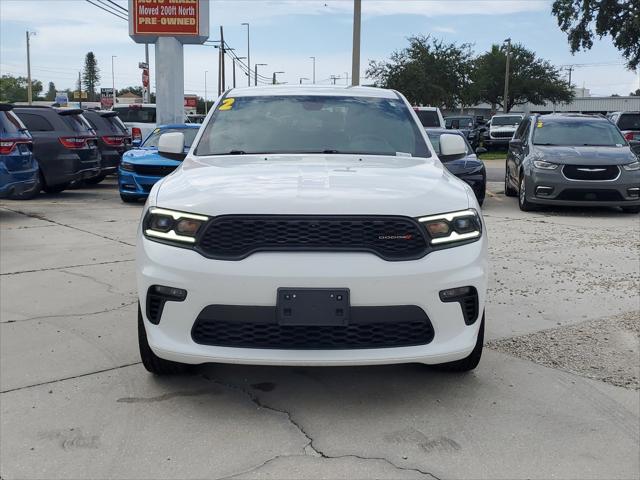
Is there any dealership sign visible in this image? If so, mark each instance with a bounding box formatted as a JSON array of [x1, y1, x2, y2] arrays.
[[101, 88, 115, 109], [128, 0, 209, 44]]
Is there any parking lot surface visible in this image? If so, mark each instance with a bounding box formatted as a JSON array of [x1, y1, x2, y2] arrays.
[[1, 176, 638, 480]]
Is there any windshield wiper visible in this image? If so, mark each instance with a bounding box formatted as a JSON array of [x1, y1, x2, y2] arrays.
[[227, 150, 246, 155]]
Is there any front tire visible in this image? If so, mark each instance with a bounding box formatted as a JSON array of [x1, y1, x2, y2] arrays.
[[504, 164, 517, 197], [138, 304, 190, 375], [518, 174, 537, 211], [433, 314, 484, 372]]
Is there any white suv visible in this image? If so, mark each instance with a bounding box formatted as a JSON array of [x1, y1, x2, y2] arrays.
[[136, 85, 488, 375]]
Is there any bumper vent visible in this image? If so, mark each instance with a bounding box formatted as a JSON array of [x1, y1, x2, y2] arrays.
[[191, 305, 435, 349], [556, 189, 624, 202], [490, 131, 513, 139], [439, 286, 479, 325], [196, 215, 430, 261], [562, 165, 619, 181], [146, 292, 165, 325], [133, 165, 177, 176]]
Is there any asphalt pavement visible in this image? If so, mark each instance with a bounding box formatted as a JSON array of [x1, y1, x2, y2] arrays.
[[1, 178, 638, 480]]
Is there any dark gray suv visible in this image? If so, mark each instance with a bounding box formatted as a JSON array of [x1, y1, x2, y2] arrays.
[[505, 114, 640, 213]]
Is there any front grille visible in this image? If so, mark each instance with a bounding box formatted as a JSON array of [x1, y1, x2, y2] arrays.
[[197, 215, 429, 261], [191, 305, 434, 349], [491, 131, 513, 139], [556, 189, 624, 202], [133, 164, 177, 176], [562, 165, 619, 181]]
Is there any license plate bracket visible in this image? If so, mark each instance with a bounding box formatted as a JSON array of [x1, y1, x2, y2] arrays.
[[277, 288, 350, 326]]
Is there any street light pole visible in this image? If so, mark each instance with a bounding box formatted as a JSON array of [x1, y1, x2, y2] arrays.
[[255, 63, 266, 86], [272, 71, 284, 85], [204, 70, 208, 114], [351, 0, 361, 86], [299, 77, 309, 84], [234, 56, 246, 89], [111, 55, 117, 108], [503, 38, 511, 113], [26, 30, 35, 105], [310, 56, 316, 84], [242, 22, 250, 86]]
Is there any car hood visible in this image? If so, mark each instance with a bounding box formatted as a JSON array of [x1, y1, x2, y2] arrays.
[[533, 145, 637, 165], [122, 147, 182, 166], [154, 154, 472, 217]]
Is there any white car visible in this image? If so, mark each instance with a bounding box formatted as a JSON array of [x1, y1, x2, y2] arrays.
[[113, 104, 157, 144], [413, 106, 445, 128], [136, 85, 488, 375], [486, 114, 523, 147]]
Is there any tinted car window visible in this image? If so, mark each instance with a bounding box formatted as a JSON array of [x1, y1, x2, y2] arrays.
[[143, 128, 199, 148], [415, 110, 440, 128], [16, 113, 54, 132], [618, 113, 640, 130], [533, 119, 626, 146], [492, 116, 522, 126], [114, 107, 156, 123], [61, 114, 94, 134], [85, 113, 128, 134], [446, 116, 473, 129], [0, 110, 26, 134], [196, 96, 430, 158]]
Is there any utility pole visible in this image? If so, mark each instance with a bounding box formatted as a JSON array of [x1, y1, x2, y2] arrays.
[[566, 65, 573, 87], [344, 72, 349, 85], [144, 43, 150, 103], [242, 23, 250, 86], [310, 56, 316, 84], [111, 55, 117, 108], [330, 75, 339, 85], [255, 63, 266, 86], [78, 71, 82, 108], [503, 38, 511, 113], [204, 70, 208, 114], [351, 0, 361, 86], [26, 30, 34, 104], [219, 26, 226, 93]]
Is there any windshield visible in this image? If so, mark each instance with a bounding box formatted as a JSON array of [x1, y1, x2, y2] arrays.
[[114, 106, 156, 123], [492, 116, 522, 126], [195, 95, 429, 157], [143, 128, 199, 149], [445, 117, 473, 129], [85, 113, 128, 134], [533, 119, 626, 146], [427, 132, 471, 160], [618, 113, 640, 131], [415, 110, 440, 128]]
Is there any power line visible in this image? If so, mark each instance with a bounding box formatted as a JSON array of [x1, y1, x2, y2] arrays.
[[103, 0, 127, 13], [85, 0, 127, 20]]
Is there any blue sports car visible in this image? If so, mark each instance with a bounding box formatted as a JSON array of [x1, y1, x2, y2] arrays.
[[118, 124, 200, 203]]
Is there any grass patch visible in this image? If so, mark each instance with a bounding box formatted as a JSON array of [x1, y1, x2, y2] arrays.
[[478, 151, 507, 161]]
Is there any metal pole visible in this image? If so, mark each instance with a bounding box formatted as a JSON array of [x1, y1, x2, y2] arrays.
[[78, 71, 82, 108], [255, 65, 258, 87], [220, 26, 226, 92], [144, 43, 150, 103], [242, 23, 250, 86], [204, 70, 208, 114], [344, 72, 349, 85], [310, 56, 316, 84], [503, 38, 511, 113], [26, 31, 32, 104], [218, 45, 222, 96], [232, 59, 236, 88], [351, 0, 361, 86], [112, 55, 117, 108]]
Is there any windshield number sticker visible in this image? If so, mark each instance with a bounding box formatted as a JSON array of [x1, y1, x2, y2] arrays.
[[536, 121, 543, 128], [219, 98, 235, 111]]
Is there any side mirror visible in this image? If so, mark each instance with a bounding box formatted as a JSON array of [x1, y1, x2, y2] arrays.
[[509, 138, 523, 149], [475, 147, 488, 155], [439, 134, 466, 157], [158, 132, 186, 160]]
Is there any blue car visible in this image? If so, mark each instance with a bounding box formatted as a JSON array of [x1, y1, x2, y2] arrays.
[[118, 124, 199, 203], [0, 104, 40, 199]]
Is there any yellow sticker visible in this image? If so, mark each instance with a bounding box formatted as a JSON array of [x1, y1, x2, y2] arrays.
[[537, 121, 543, 128], [219, 98, 235, 111], [153, 128, 161, 134]]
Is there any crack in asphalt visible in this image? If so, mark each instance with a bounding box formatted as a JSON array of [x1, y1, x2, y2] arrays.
[[1, 259, 135, 276], [60, 268, 130, 296], [1, 207, 135, 247], [204, 375, 441, 480], [2, 300, 137, 324], [0, 362, 142, 394]]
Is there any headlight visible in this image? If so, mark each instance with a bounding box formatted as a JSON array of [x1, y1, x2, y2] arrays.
[[533, 160, 558, 170], [418, 209, 482, 246], [622, 161, 640, 171], [143, 207, 209, 244], [120, 162, 135, 171]]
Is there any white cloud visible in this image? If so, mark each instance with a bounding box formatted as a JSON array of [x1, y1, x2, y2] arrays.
[[433, 26, 457, 34]]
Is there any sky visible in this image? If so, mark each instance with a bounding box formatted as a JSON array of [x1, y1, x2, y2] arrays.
[[1, 0, 638, 100]]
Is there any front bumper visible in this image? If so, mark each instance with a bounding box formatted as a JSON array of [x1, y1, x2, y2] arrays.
[[137, 233, 489, 366], [118, 168, 162, 197], [525, 166, 640, 207]]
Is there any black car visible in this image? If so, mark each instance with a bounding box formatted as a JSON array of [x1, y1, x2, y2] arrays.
[[427, 128, 487, 205], [14, 107, 100, 193], [82, 109, 131, 184], [444, 115, 483, 149], [505, 113, 640, 213]]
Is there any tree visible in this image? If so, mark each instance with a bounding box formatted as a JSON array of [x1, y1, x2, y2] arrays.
[[116, 86, 156, 103], [45, 81, 57, 101], [0, 74, 43, 102], [82, 51, 100, 101], [366, 36, 476, 109], [552, 0, 640, 70], [631, 89, 640, 96], [472, 43, 574, 112]]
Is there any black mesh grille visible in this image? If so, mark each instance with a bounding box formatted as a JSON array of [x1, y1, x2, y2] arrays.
[[491, 131, 513, 138], [146, 293, 165, 325], [556, 189, 624, 202], [562, 165, 619, 181], [191, 305, 434, 349], [461, 295, 479, 325], [196, 215, 429, 261], [133, 164, 177, 176]]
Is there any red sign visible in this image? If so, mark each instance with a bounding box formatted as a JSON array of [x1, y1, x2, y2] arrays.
[[184, 96, 197, 108], [142, 68, 149, 88], [132, 0, 199, 36]]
